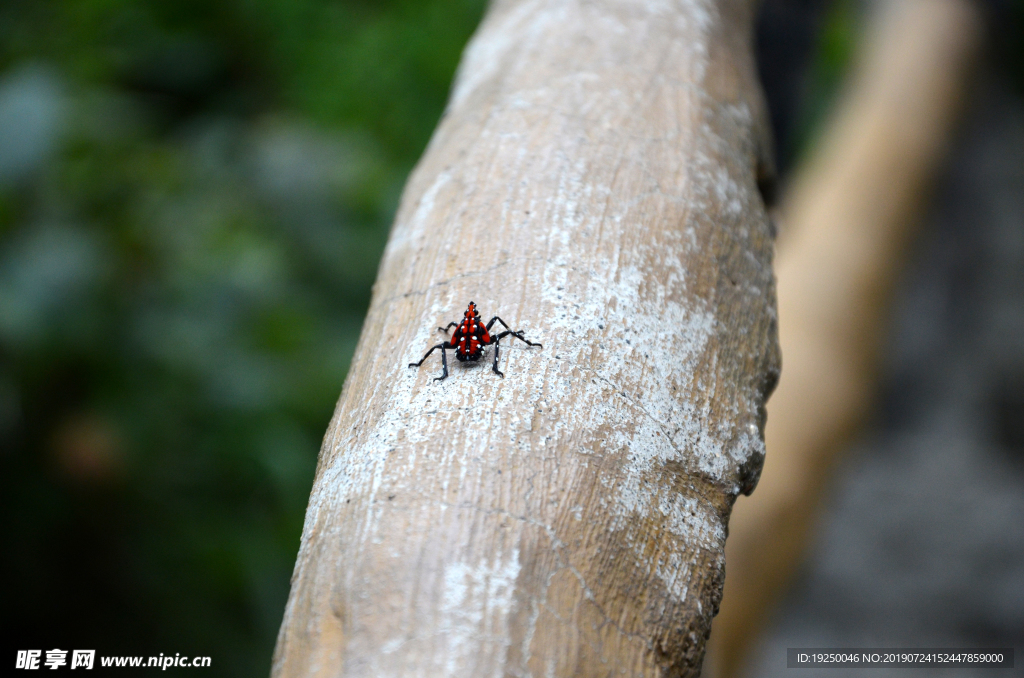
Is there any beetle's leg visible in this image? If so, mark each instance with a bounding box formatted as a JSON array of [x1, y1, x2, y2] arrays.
[[437, 321, 458, 333], [409, 343, 444, 367], [435, 345, 450, 382], [490, 323, 543, 349], [409, 342, 454, 381], [491, 336, 504, 377]]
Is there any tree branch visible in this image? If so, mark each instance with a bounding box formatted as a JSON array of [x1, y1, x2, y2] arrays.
[[273, 1, 777, 675]]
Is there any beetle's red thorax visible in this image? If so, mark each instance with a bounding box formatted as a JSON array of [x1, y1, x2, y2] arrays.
[[454, 303, 488, 359]]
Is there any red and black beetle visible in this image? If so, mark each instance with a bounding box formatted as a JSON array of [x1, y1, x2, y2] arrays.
[[408, 301, 542, 381]]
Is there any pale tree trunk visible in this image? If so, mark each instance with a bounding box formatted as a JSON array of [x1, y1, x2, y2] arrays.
[[272, 1, 779, 676]]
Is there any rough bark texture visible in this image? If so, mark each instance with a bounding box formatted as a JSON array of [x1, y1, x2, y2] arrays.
[[272, 1, 778, 676]]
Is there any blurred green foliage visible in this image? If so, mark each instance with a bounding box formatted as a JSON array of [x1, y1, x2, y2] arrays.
[[785, 0, 863, 168], [0, 0, 484, 675]]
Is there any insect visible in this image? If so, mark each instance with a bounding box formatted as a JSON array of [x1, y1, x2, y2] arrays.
[[408, 301, 542, 382]]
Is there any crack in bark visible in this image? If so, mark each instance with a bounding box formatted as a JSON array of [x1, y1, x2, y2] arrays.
[[383, 255, 549, 304]]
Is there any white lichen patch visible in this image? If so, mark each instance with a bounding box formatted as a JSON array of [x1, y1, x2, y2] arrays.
[[436, 548, 521, 677], [384, 170, 452, 261]]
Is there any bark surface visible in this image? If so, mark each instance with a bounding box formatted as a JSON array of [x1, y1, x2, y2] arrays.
[[272, 1, 778, 676]]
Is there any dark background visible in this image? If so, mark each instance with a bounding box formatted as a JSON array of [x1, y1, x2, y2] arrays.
[[0, 0, 1020, 675], [746, 1, 1024, 676]]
